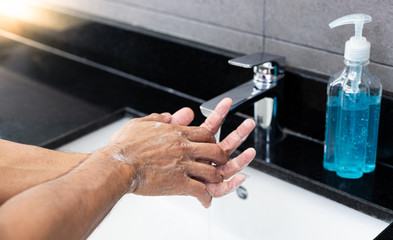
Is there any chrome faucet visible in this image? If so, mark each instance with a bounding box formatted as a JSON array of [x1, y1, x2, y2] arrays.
[[200, 52, 286, 159]]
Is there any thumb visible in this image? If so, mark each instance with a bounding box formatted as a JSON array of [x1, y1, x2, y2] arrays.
[[171, 107, 194, 126]]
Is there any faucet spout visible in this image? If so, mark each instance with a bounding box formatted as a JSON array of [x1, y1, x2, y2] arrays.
[[200, 52, 285, 145], [200, 76, 275, 118]]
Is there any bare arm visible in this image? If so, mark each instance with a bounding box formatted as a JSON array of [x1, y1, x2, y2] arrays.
[[0, 146, 133, 240], [0, 140, 89, 205]]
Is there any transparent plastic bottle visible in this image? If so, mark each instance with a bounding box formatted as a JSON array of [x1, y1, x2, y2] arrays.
[[364, 67, 382, 173], [323, 14, 382, 178], [323, 71, 344, 171], [336, 60, 370, 179]]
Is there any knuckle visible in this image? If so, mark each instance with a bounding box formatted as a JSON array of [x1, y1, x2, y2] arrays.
[[198, 184, 208, 196], [202, 121, 214, 132], [207, 167, 216, 177], [200, 127, 211, 137], [214, 146, 228, 160], [171, 125, 184, 136], [218, 164, 228, 177], [224, 151, 230, 161], [202, 128, 216, 142], [212, 145, 221, 155], [148, 113, 161, 119], [222, 147, 230, 160], [129, 118, 140, 124], [209, 168, 223, 182], [180, 141, 191, 151]]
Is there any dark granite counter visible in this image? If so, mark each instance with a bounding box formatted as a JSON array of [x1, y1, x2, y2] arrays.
[[1, 4, 393, 238]]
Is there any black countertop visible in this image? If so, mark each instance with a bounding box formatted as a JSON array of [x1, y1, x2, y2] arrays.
[[1, 4, 393, 238], [0, 35, 203, 146]]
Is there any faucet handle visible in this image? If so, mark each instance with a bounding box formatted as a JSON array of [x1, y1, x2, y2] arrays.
[[228, 52, 285, 69]]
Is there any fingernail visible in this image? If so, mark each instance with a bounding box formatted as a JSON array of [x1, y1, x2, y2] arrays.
[[247, 148, 257, 158], [245, 118, 256, 128]]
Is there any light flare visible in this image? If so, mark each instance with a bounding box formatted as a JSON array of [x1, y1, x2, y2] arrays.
[[0, 0, 35, 20]]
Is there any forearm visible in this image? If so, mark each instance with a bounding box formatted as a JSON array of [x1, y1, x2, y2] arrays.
[[0, 140, 89, 205], [0, 146, 135, 240]]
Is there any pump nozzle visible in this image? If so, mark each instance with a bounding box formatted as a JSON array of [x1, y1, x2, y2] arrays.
[[329, 14, 371, 37], [329, 14, 372, 62]]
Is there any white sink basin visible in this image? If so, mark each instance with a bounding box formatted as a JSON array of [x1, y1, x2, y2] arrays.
[[57, 116, 389, 240]]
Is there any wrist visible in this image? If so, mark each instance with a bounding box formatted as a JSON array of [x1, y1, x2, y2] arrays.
[[89, 146, 138, 194]]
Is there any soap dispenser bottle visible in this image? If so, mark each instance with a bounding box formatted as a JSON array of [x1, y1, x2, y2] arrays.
[[323, 14, 382, 179]]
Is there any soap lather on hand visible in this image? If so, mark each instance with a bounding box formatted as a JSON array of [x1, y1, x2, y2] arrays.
[[108, 97, 256, 207]]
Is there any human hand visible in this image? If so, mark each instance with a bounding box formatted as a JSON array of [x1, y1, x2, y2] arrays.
[[167, 98, 256, 200], [107, 114, 228, 207]]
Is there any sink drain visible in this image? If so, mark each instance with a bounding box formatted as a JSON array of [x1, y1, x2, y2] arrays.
[[236, 186, 248, 200]]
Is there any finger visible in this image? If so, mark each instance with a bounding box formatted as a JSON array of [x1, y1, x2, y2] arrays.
[[186, 179, 212, 208], [161, 112, 172, 119], [200, 98, 232, 134], [219, 118, 255, 154], [139, 113, 171, 123], [217, 148, 256, 179], [206, 174, 246, 198], [185, 161, 223, 183], [171, 107, 194, 126], [188, 142, 229, 166], [175, 126, 216, 143]]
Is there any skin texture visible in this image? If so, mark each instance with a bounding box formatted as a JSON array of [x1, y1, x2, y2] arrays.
[[0, 98, 256, 240], [107, 114, 228, 206], [0, 146, 134, 240], [0, 141, 88, 205], [170, 99, 256, 199]]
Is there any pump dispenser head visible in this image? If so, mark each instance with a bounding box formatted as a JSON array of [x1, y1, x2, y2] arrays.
[[329, 14, 372, 62]]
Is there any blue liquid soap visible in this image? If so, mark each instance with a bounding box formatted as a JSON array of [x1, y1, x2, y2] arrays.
[[324, 94, 381, 175], [364, 96, 381, 172], [323, 96, 340, 171], [336, 92, 369, 179], [324, 13, 382, 178]]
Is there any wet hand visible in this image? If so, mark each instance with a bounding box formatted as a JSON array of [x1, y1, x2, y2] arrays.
[[169, 98, 256, 199], [107, 114, 229, 207]]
